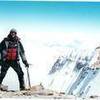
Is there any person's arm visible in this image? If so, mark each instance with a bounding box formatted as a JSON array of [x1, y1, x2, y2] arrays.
[[18, 41, 29, 67], [0, 39, 6, 65], [0, 43, 1, 61]]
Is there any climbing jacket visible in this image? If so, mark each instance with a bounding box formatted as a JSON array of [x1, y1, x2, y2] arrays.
[[0, 38, 27, 62]]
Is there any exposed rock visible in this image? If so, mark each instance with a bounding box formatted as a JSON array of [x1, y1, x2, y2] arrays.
[[0, 84, 99, 99], [0, 84, 8, 91], [90, 95, 98, 98]]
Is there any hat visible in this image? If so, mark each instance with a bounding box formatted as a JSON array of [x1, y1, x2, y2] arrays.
[[10, 28, 17, 34]]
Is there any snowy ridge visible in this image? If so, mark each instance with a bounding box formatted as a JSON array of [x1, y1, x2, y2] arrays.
[[42, 47, 99, 97]]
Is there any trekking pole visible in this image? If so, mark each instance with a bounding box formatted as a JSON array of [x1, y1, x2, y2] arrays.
[[26, 67, 31, 89]]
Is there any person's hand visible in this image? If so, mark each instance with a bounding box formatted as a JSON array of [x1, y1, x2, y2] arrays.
[[23, 60, 29, 67]]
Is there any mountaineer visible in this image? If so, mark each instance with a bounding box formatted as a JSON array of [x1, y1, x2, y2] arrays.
[[0, 29, 29, 91]]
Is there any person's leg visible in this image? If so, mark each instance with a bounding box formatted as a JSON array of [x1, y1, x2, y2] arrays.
[[11, 61, 25, 90], [0, 62, 10, 84]]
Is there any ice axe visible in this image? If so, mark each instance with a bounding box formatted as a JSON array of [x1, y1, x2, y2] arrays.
[[26, 66, 31, 89]]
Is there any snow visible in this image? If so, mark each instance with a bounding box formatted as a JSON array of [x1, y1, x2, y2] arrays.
[[0, 29, 100, 98], [0, 84, 99, 99]]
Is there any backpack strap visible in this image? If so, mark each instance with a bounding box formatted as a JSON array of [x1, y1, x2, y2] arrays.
[[17, 41, 20, 58], [5, 41, 9, 49], [0, 53, 1, 60]]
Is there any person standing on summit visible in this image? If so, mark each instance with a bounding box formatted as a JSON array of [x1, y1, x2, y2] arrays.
[[0, 29, 29, 90]]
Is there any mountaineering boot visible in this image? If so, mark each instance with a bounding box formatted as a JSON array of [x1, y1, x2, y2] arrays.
[[19, 81, 26, 91], [0, 84, 8, 91], [20, 86, 25, 91], [18, 74, 26, 91], [20, 82, 25, 91], [20, 79, 25, 91]]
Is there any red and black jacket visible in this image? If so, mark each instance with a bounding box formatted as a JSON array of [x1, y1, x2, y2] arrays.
[[0, 37, 27, 63]]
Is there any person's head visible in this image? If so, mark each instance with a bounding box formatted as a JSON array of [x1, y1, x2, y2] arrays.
[[7, 29, 18, 41]]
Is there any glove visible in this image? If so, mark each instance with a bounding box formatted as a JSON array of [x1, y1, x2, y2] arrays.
[[23, 60, 29, 67]]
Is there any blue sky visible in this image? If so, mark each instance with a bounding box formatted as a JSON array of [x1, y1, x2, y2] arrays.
[[0, 1, 100, 46], [1, 2, 100, 26], [0, 1, 100, 95], [0, 2, 100, 20]]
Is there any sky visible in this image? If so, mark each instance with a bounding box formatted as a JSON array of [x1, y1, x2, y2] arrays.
[[0, 1, 100, 96], [0, 2, 100, 48]]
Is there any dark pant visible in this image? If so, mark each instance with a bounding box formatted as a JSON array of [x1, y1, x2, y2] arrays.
[[0, 61, 25, 90]]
